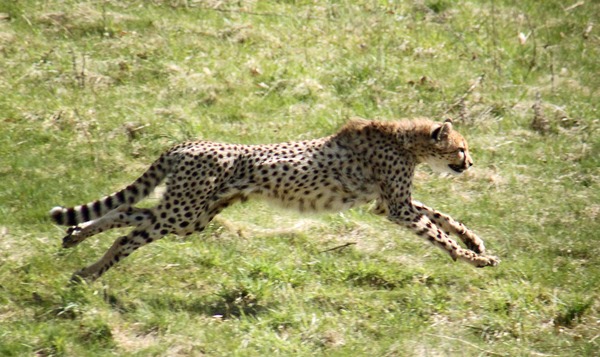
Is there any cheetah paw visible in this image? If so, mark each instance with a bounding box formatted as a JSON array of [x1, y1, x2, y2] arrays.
[[62, 226, 83, 248], [476, 255, 500, 268], [69, 268, 98, 285]]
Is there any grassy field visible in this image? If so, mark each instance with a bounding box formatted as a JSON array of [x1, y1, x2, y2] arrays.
[[1, 0, 599, 355]]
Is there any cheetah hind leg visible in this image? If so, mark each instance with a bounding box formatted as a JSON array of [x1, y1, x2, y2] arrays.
[[183, 195, 244, 236], [70, 224, 166, 283], [63, 206, 154, 248], [71, 193, 243, 282]]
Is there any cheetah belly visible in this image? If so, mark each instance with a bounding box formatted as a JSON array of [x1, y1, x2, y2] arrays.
[[251, 180, 378, 213]]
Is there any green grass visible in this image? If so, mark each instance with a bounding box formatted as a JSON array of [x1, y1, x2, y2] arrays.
[[1, 0, 599, 355]]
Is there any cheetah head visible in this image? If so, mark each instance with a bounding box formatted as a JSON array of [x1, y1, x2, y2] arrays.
[[424, 119, 473, 175]]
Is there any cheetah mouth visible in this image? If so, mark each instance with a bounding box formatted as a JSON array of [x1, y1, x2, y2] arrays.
[[449, 164, 465, 173]]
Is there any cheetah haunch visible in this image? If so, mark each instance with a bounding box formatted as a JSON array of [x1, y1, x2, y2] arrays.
[[51, 118, 499, 282]]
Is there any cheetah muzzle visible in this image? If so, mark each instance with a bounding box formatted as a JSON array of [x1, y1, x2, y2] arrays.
[[50, 118, 499, 282]]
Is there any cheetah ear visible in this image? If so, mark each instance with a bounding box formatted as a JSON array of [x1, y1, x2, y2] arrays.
[[431, 120, 452, 141]]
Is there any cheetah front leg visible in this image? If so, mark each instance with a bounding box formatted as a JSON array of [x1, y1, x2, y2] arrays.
[[411, 200, 486, 254], [388, 206, 499, 268]]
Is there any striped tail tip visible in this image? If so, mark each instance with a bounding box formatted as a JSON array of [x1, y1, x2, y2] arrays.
[[50, 206, 67, 225]]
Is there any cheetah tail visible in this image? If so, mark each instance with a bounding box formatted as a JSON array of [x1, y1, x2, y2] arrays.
[[49, 154, 172, 226]]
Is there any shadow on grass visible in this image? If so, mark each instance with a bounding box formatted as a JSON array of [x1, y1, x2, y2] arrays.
[[107, 286, 269, 319], [27, 286, 92, 321]]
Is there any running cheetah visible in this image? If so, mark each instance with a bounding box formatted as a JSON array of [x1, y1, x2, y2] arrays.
[[50, 118, 499, 282]]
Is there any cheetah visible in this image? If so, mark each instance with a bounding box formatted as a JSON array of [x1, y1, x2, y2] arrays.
[[50, 118, 499, 282]]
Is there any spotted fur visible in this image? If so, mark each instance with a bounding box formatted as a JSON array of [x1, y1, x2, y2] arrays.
[[50, 118, 499, 282]]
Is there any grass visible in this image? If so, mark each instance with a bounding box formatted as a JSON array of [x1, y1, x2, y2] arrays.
[[0, 0, 599, 355]]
